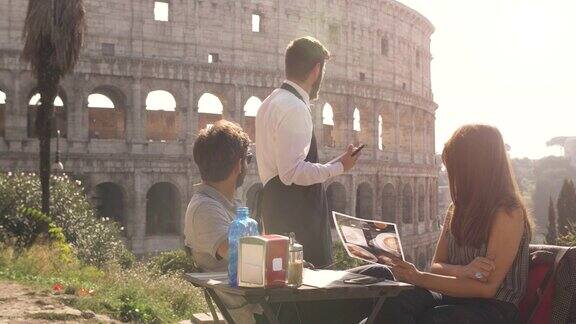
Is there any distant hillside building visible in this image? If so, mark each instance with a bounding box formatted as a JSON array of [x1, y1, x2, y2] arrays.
[[548, 137, 576, 166]]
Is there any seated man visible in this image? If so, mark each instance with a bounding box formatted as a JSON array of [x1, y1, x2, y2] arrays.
[[185, 120, 251, 273], [185, 120, 260, 323]]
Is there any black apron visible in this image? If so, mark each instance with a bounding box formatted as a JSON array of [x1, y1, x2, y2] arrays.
[[259, 83, 333, 268]]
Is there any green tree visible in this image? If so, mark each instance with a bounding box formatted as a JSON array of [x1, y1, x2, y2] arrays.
[[546, 196, 557, 244], [21, 0, 86, 222], [557, 179, 576, 236], [532, 157, 576, 240]]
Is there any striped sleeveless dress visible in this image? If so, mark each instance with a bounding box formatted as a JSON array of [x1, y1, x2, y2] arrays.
[[446, 211, 531, 306]]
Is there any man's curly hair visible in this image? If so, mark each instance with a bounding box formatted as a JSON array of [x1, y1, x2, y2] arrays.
[[193, 120, 251, 182]]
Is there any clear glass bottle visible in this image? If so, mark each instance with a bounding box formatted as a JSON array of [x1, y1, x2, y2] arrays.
[[287, 233, 303, 287]]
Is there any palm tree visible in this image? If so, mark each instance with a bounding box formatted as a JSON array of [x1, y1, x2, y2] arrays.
[[21, 0, 85, 219]]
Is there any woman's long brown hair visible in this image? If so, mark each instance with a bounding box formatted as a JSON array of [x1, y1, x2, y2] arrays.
[[442, 125, 532, 248]]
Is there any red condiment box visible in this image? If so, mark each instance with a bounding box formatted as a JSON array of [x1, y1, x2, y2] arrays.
[[238, 235, 289, 288]]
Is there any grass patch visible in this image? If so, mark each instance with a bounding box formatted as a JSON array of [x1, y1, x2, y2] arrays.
[[0, 245, 207, 323]]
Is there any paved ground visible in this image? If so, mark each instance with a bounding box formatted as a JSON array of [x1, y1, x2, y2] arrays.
[[0, 281, 117, 323]]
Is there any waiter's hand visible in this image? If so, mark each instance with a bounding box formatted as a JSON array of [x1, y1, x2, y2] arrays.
[[340, 144, 360, 172]]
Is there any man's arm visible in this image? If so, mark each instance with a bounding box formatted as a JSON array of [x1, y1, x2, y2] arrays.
[[191, 202, 232, 261], [216, 240, 228, 260], [275, 103, 344, 186]]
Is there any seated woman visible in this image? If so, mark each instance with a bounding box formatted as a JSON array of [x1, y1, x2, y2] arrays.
[[377, 124, 532, 324]]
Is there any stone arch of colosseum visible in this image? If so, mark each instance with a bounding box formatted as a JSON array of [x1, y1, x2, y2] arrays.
[[91, 182, 127, 227], [355, 182, 375, 220], [86, 84, 129, 140], [25, 85, 69, 138], [326, 181, 348, 215], [381, 182, 397, 223]]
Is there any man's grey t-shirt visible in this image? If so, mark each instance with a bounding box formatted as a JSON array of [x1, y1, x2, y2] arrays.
[[184, 184, 239, 272]]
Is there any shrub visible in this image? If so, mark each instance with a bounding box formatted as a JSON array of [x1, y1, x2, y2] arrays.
[[147, 250, 197, 275], [0, 172, 131, 267], [558, 230, 576, 246], [332, 241, 366, 270]]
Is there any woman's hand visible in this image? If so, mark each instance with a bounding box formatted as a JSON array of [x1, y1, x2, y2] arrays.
[[458, 257, 495, 282], [390, 259, 423, 285]]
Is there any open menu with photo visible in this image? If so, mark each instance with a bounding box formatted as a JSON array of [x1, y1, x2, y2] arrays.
[[332, 212, 405, 265]]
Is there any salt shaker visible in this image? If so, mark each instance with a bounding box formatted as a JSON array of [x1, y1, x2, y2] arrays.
[[287, 232, 303, 287]]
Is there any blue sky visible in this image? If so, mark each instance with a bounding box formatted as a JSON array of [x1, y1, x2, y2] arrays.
[[400, 0, 576, 159]]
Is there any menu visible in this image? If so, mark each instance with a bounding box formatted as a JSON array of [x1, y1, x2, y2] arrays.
[[332, 212, 405, 265]]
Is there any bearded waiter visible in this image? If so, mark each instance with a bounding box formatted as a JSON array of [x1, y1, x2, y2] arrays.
[[255, 37, 359, 268]]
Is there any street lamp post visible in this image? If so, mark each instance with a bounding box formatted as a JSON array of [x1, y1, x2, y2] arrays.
[[52, 129, 64, 172]]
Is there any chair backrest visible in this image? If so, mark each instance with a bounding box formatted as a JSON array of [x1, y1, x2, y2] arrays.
[[519, 245, 576, 324]]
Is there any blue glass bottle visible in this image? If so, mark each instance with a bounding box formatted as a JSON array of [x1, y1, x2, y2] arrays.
[[228, 207, 259, 287]]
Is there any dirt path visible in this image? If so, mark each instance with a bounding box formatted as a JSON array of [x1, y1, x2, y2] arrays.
[[0, 281, 118, 323]]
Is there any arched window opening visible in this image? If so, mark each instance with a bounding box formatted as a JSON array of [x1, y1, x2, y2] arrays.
[[381, 183, 396, 222], [0, 90, 5, 138], [154, 1, 169, 22], [243, 96, 262, 142], [356, 183, 373, 220], [402, 184, 413, 224], [252, 13, 261, 33], [88, 94, 115, 108], [353, 108, 361, 146], [198, 93, 224, 131], [92, 182, 126, 231], [353, 108, 361, 132], [323, 103, 334, 126], [322, 103, 335, 147], [418, 185, 426, 222], [381, 36, 389, 56], [29, 93, 64, 107], [146, 182, 181, 235], [145, 90, 180, 141], [88, 90, 125, 139], [327, 182, 347, 226], [243, 96, 261, 117], [198, 93, 223, 114], [378, 115, 383, 150], [27, 92, 67, 138], [146, 90, 176, 111]]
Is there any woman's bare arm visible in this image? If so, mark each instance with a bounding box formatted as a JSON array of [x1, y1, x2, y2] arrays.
[[393, 208, 525, 299], [429, 206, 464, 277]]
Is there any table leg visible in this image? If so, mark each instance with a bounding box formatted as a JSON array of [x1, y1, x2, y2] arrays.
[[205, 288, 236, 324], [203, 289, 221, 323], [258, 299, 281, 324], [365, 296, 386, 324]]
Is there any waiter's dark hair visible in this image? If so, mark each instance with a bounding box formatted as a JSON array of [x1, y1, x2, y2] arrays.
[[193, 120, 251, 182], [285, 36, 331, 81]]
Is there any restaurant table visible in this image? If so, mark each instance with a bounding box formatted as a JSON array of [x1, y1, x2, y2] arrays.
[[183, 269, 413, 324]]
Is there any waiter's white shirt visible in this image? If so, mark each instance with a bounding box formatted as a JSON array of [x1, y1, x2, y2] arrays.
[[255, 80, 344, 186]]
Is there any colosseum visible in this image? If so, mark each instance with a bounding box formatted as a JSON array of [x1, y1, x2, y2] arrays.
[[0, 0, 439, 269]]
